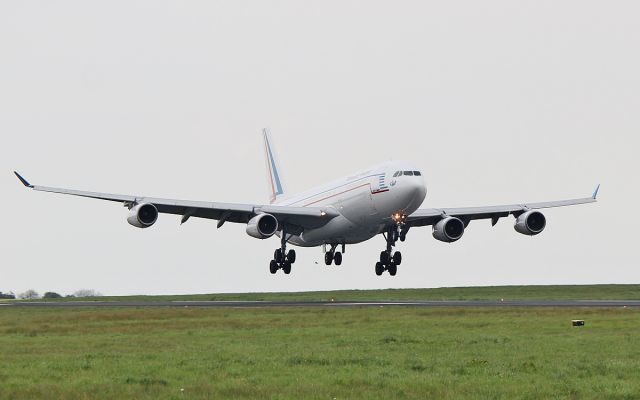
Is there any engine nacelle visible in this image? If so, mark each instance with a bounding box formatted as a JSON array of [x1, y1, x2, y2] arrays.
[[127, 203, 158, 228], [246, 213, 278, 239], [432, 216, 465, 243], [514, 210, 546, 236]]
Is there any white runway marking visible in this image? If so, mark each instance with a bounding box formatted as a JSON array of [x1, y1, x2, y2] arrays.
[[172, 300, 264, 303]]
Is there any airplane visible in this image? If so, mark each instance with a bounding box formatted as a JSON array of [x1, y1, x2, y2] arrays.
[[14, 129, 599, 276]]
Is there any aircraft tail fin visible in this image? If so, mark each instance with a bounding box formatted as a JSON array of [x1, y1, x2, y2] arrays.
[[263, 128, 286, 204]]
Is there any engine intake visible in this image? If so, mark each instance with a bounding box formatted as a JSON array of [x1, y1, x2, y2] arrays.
[[433, 216, 465, 243], [514, 210, 546, 236], [127, 203, 158, 228], [246, 213, 278, 239]]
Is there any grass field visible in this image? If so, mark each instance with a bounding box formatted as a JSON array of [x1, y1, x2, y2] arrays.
[[7, 284, 640, 303], [1, 286, 640, 399]]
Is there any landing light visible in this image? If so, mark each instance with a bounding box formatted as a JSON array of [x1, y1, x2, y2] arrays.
[[320, 211, 327, 216], [392, 213, 407, 223]]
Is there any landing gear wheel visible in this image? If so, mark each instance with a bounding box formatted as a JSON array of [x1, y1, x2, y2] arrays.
[[282, 261, 292, 274], [393, 251, 402, 265], [380, 251, 390, 264], [274, 249, 284, 263], [287, 249, 296, 264], [388, 263, 397, 276], [334, 252, 342, 266], [375, 262, 384, 276], [269, 260, 278, 274], [325, 252, 333, 266]]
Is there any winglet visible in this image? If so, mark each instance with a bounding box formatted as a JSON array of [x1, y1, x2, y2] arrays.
[[14, 171, 33, 188], [592, 184, 600, 200]]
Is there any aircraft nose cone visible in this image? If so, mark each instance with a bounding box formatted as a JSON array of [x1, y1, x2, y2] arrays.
[[418, 182, 427, 200], [405, 178, 426, 211]]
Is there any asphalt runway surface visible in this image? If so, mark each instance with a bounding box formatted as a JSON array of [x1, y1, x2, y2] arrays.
[[2, 300, 640, 308]]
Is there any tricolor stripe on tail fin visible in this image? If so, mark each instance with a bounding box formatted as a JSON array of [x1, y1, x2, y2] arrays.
[[263, 129, 286, 204]]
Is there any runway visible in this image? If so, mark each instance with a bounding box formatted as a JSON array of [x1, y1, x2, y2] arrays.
[[3, 300, 640, 308]]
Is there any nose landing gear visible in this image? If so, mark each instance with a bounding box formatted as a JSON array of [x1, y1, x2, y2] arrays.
[[270, 226, 296, 275], [376, 223, 404, 276]]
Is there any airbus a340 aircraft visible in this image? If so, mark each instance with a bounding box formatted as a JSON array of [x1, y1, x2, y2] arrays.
[[15, 130, 599, 276]]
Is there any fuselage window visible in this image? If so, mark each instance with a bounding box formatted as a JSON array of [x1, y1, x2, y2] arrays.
[[403, 171, 414, 176], [413, 171, 421, 176]]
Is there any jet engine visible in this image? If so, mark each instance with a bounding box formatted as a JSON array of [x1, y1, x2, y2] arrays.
[[127, 203, 158, 228], [514, 210, 546, 236], [432, 216, 465, 243], [246, 213, 279, 239]]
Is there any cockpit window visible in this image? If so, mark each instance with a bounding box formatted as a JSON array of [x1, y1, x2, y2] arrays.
[[413, 171, 421, 176], [403, 171, 414, 176], [393, 171, 400, 177]]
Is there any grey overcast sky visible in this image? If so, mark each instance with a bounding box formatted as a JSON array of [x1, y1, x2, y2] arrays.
[[1, 1, 638, 296]]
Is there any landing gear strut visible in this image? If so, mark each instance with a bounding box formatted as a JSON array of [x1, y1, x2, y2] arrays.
[[324, 243, 345, 266], [376, 224, 403, 276], [270, 225, 296, 275]]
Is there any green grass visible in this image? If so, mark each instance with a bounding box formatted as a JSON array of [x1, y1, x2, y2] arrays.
[[1, 305, 640, 399], [7, 284, 640, 303]]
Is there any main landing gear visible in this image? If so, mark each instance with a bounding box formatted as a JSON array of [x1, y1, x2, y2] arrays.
[[270, 226, 296, 275], [324, 243, 345, 266], [375, 224, 406, 276]]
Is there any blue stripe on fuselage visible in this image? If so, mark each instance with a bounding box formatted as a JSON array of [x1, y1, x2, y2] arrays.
[[283, 173, 386, 206]]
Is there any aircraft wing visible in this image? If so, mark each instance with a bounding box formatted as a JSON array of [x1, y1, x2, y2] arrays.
[[13, 172, 338, 233], [406, 186, 599, 227]]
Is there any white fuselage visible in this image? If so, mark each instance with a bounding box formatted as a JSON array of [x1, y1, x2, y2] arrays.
[[276, 161, 427, 247]]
